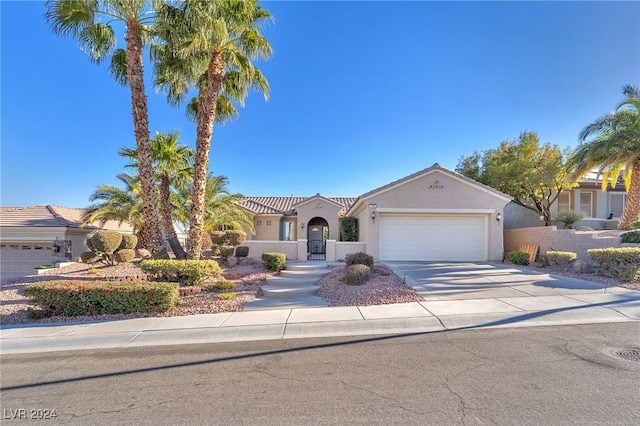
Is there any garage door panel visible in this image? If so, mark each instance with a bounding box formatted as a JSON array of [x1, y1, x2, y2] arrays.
[[1, 243, 54, 284], [379, 215, 486, 261]]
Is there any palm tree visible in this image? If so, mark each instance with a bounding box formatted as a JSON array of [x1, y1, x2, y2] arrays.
[[120, 131, 194, 259], [45, 0, 164, 254], [567, 84, 640, 230], [174, 175, 255, 245], [155, 0, 272, 259]]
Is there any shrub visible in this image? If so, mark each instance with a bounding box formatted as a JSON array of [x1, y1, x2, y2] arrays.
[[80, 251, 100, 264], [340, 264, 371, 285], [235, 246, 249, 258], [219, 245, 235, 258], [85, 232, 96, 251], [345, 252, 374, 269], [88, 268, 102, 275], [34, 264, 54, 270], [90, 230, 123, 254], [554, 211, 583, 229], [587, 247, 640, 281], [23, 280, 179, 317], [119, 234, 138, 250], [218, 292, 235, 300], [141, 259, 221, 286], [204, 278, 236, 292], [211, 230, 247, 247], [506, 251, 530, 265], [262, 252, 286, 271], [340, 217, 358, 242], [113, 249, 136, 264], [545, 250, 578, 266], [633, 221, 640, 229], [620, 230, 640, 244]]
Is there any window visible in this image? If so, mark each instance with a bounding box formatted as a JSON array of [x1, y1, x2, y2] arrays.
[[266, 220, 272, 227], [610, 193, 626, 218], [256, 220, 262, 227], [281, 220, 294, 241], [580, 192, 594, 217], [557, 191, 572, 213]]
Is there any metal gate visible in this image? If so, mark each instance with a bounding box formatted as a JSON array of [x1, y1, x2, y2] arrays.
[[307, 240, 326, 260]]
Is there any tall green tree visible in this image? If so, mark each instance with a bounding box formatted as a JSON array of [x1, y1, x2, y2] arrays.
[[155, 0, 272, 259], [174, 175, 255, 238], [45, 0, 165, 255], [456, 131, 574, 225], [120, 131, 194, 259], [567, 84, 640, 230]]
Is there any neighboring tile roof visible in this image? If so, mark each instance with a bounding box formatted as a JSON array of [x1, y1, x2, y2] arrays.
[[0, 205, 133, 232], [239, 196, 357, 217]]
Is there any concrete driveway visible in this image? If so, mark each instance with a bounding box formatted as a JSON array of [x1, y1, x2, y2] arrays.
[[383, 261, 631, 301]]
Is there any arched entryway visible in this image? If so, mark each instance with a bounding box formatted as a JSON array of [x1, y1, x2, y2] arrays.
[[307, 217, 329, 260]]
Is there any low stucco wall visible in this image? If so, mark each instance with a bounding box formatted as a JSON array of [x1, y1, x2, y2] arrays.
[[242, 240, 368, 262], [504, 226, 622, 261], [243, 240, 299, 261]]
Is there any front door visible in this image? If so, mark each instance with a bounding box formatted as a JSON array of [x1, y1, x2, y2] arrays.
[[307, 218, 328, 260]]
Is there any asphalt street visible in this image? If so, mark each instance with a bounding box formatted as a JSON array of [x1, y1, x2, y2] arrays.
[[2, 322, 639, 425]]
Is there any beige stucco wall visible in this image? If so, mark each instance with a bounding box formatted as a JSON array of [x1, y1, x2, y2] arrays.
[[295, 197, 342, 241], [250, 214, 283, 241], [353, 169, 510, 261], [242, 240, 299, 261], [504, 226, 623, 262]]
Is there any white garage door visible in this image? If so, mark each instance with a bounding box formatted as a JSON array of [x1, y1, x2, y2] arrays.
[[1, 242, 54, 284], [379, 215, 486, 261]]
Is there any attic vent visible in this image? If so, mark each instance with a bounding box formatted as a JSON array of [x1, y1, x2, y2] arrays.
[[429, 180, 444, 189]]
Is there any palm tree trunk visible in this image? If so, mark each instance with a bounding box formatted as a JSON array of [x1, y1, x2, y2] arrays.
[[160, 174, 187, 259], [125, 18, 164, 256], [187, 51, 225, 259], [618, 157, 640, 230]]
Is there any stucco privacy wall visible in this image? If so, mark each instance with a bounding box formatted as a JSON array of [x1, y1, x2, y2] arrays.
[[242, 240, 367, 262], [504, 226, 622, 261], [355, 168, 510, 261], [295, 196, 342, 241]]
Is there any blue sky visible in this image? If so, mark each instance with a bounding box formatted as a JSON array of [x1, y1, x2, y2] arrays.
[[2, 1, 639, 208]]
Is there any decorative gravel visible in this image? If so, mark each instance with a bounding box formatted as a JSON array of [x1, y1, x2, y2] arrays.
[[317, 265, 424, 306], [1, 260, 637, 326]]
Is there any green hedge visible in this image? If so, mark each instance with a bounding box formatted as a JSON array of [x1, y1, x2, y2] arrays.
[[506, 251, 529, 265], [621, 230, 640, 244], [140, 259, 221, 286], [262, 252, 286, 271], [24, 280, 179, 317], [340, 217, 358, 242], [587, 247, 640, 281], [545, 250, 578, 265]]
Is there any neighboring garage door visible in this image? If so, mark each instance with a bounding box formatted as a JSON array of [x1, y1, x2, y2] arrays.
[[379, 214, 486, 261], [0, 242, 54, 284]]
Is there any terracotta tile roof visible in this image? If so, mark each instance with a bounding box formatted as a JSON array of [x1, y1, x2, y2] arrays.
[[0, 205, 133, 232], [239, 196, 357, 217]]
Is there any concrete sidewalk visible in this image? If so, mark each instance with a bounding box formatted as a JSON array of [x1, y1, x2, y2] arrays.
[[2, 288, 639, 354]]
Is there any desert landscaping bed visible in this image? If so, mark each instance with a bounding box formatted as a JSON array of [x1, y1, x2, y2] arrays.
[[1, 260, 637, 326]]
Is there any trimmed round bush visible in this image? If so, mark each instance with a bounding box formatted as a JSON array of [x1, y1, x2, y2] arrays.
[[345, 252, 374, 269], [119, 234, 138, 250], [91, 230, 123, 254], [506, 251, 529, 265], [80, 251, 100, 264], [262, 252, 286, 271], [545, 250, 578, 266], [235, 246, 249, 258], [85, 233, 96, 251], [210, 230, 247, 246], [340, 264, 371, 285], [113, 249, 135, 264], [219, 246, 235, 258]]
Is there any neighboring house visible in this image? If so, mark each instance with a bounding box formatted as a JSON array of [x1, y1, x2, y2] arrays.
[[240, 164, 511, 262], [0, 205, 133, 283], [504, 171, 628, 230]]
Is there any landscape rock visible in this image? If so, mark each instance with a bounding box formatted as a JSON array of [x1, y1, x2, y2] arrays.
[[136, 248, 152, 259], [226, 257, 238, 268]]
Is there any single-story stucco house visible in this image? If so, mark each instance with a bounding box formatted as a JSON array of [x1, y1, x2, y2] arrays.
[[0, 205, 133, 283], [239, 163, 512, 262]]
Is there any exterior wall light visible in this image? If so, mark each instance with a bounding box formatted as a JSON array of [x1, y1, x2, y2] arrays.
[[496, 212, 502, 222], [371, 210, 377, 223], [301, 223, 304, 230]]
